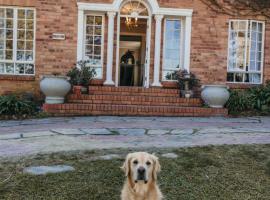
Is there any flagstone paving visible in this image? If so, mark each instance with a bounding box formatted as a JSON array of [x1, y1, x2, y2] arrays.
[[0, 116, 270, 159]]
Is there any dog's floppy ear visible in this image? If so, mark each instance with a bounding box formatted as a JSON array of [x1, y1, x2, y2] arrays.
[[121, 153, 132, 177], [151, 154, 161, 180]]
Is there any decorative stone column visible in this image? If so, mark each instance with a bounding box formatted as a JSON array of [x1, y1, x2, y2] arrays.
[[184, 16, 192, 72], [104, 11, 116, 85], [152, 14, 164, 87]]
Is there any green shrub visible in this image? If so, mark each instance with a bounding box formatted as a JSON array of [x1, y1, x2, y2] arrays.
[[248, 83, 270, 111], [0, 95, 37, 116], [226, 81, 270, 115], [67, 60, 96, 87], [226, 90, 252, 114]]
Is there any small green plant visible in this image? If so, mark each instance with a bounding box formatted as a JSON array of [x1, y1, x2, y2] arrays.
[[176, 69, 199, 90], [226, 90, 252, 114], [0, 95, 37, 116], [226, 81, 270, 115], [67, 60, 97, 87]]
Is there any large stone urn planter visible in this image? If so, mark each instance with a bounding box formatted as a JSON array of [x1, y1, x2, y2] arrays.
[[40, 75, 71, 104], [201, 85, 230, 108]]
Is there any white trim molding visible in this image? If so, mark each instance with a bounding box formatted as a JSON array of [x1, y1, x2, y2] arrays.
[[104, 11, 116, 85], [152, 14, 164, 87], [184, 16, 192, 72], [77, 0, 193, 86], [77, 0, 193, 16]]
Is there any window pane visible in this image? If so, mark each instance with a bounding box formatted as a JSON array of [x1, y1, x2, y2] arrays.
[[26, 31, 33, 40], [0, 29, 4, 39], [163, 19, 181, 75], [26, 20, 34, 30], [238, 21, 247, 30], [6, 19, 13, 28], [235, 73, 243, 82], [95, 26, 102, 35], [15, 63, 24, 74], [249, 73, 261, 84], [0, 19, 4, 28], [6, 40, 13, 49], [94, 36, 101, 45], [84, 15, 103, 78], [18, 10, 25, 19], [17, 30, 25, 40], [17, 51, 25, 61], [17, 40, 25, 50], [86, 26, 93, 35], [0, 40, 4, 49], [5, 50, 12, 59], [0, 50, 3, 59], [0, 7, 35, 75], [227, 73, 234, 82], [85, 45, 93, 54], [86, 16, 94, 25], [26, 41, 33, 50], [26, 10, 34, 19], [95, 16, 102, 25], [6, 9, 13, 18], [18, 20, 25, 29], [0, 8, 4, 18], [230, 21, 238, 30], [6, 63, 14, 73], [94, 46, 101, 55], [0, 63, 4, 73], [25, 51, 33, 61], [95, 67, 102, 78], [86, 36, 93, 45], [6, 30, 13, 39], [25, 64, 34, 74]]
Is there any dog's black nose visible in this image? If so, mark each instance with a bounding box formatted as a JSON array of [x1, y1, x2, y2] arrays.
[[138, 167, 145, 174]]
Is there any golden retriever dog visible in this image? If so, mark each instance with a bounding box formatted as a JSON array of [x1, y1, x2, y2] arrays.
[[121, 152, 163, 200]]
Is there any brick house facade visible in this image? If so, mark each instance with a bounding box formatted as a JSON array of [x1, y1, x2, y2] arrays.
[[0, 0, 269, 116]]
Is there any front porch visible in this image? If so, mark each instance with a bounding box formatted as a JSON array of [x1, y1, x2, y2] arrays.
[[43, 86, 228, 117]]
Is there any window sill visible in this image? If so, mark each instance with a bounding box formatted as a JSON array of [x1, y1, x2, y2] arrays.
[[0, 75, 35, 81], [227, 82, 261, 89], [161, 81, 178, 88]]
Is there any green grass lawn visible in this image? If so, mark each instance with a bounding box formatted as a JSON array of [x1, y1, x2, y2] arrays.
[[0, 145, 270, 200]]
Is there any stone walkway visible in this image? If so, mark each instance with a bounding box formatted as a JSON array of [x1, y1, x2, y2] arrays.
[[0, 116, 270, 158]]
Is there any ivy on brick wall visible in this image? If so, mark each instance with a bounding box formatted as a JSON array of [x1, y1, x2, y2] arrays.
[[200, 0, 270, 18]]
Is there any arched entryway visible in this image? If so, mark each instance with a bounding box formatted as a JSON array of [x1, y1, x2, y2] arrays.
[[115, 0, 152, 87]]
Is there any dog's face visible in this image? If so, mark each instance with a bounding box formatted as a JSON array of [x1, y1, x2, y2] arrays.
[[121, 152, 161, 184]]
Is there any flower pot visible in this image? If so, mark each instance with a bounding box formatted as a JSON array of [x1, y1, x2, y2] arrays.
[[180, 90, 194, 98], [40, 75, 71, 104], [201, 85, 230, 108]]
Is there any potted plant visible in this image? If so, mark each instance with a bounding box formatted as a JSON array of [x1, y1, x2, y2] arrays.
[[40, 72, 71, 104], [175, 69, 199, 98], [201, 85, 230, 108], [67, 60, 97, 95]]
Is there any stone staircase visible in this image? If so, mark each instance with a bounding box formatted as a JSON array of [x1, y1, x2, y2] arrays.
[[42, 86, 228, 117]]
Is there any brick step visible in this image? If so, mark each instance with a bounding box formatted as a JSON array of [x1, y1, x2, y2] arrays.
[[43, 103, 228, 117], [88, 86, 180, 97], [67, 94, 203, 107]]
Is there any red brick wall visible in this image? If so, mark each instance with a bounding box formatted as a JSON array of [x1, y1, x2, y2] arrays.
[[0, 0, 269, 95]]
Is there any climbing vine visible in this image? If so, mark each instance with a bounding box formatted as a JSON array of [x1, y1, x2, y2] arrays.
[[199, 0, 270, 18]]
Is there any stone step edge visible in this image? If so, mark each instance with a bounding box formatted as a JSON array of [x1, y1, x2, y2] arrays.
[[89, 86, 180, 94], [43, 103, 227, 114]]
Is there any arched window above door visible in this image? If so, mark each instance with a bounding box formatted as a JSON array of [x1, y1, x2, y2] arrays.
[[120, 0, 149, 17]]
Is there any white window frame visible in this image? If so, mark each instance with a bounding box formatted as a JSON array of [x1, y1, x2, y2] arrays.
[[227, 19, 265, 84], [83, 12, 105, 79], [162, 17, 184, 81], [0, 6, 36, 76]]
